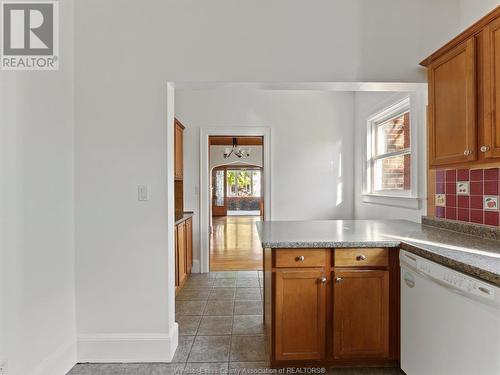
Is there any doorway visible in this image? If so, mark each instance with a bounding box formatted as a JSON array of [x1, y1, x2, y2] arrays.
[[209, 136, 265, 271]]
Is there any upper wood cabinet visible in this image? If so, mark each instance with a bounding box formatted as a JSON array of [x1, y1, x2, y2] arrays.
[[481, 16, 500, 158], [274, 269, 326, 361], [174, 119, 185, 180], [427, 38, 477, 166], [422, 6, 500, 167]]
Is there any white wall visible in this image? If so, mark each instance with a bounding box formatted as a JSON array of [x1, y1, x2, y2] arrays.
[[353, 91, 427, 222], [73, 0, 463, 363], [357, 0, 460, 81], [176, 89, 355, 267], [459, 0, 499, 29], [0, 1, 76, 375]]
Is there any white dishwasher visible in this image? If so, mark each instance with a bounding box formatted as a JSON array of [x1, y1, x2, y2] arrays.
[[400, 250, 500, 375]]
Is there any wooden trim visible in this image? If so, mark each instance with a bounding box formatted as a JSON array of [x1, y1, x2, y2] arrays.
[[420, 6, 500, 66], [481, 16, 500, 159], [209, 136, 263, 146], [174, 117, 185, 129]]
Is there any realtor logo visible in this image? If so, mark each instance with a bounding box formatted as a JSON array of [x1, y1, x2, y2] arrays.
[[1, 1, 58, 70]]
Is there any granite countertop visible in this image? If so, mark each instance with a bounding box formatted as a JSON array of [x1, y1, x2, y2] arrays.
[[175, 212, 194, 225], [256, 219, 500, 287]]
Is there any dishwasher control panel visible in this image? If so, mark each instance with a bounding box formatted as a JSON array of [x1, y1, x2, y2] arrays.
[[401, 250, 495, 300]]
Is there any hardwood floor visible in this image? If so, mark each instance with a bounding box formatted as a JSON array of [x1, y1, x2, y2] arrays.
[[210, 216, 263, 271]]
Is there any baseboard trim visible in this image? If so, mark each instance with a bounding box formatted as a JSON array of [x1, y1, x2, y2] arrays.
[[192, 259, 200, 273], [77, 324, 178, 363], [30, 340, 77, 375]]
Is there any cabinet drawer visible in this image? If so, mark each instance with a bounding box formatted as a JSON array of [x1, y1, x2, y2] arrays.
[[275, 249, 326, 268], [335, 248, 388, 267]]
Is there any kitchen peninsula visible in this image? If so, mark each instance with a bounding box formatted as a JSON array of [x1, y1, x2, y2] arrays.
[[257, 218, 500, 368]]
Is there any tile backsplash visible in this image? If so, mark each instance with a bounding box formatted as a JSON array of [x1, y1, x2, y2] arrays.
[[435, 167, 500, 227]]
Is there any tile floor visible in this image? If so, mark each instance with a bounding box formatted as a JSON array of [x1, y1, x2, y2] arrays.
[[68, 271, 405, 375]]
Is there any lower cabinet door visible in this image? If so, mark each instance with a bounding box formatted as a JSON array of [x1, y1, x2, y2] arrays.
[[333, 269, 389, 359], [275, 269, 326, 361], [186, 218, 193, 274], [174, 225, 179, 287], [177, 221, 187, 286]]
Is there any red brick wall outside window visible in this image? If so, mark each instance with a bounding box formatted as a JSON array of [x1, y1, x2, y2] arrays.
[[374, 111, 411, 192]]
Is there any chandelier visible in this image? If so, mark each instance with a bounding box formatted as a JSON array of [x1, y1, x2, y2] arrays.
[[223, 138, 250, 159]]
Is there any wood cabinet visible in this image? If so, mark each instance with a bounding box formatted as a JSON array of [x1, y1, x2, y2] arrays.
[[421, 6, 500, 167], [175, 216, 193, 291], [176, 220, 187, 287], [173, 117, 193, 292], [264, 247, 399, 368], [185, 217, 193, 275], [333, 269, 389, 359], [174, 224, 179, 287], [427, 38, 477, 166], [481, 16, 500, 158], [275, 269, 326, 361], [174, 119, 185, 180]]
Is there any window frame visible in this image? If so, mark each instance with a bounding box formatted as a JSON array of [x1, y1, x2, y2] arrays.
[[363, 95, 421, 208]]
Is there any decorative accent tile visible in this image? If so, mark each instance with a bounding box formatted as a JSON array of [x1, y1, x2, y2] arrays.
[[456, 181, 470, 195], [435, 194, 446, 207], [484, 196, 499, 212]]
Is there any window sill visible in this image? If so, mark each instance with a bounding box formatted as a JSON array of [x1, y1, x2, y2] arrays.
[[362, 194, 421, 210]]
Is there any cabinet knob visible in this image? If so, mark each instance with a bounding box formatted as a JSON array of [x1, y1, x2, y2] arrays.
[[356, 255, 367, 261], [463, 149, 473, 156], [296, 255, 305, 262], [480, 145, 490, 153], [320, 277, 327, 284], [335, 277, 343, 283]]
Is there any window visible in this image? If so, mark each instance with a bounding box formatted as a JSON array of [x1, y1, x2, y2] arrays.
[[366, 97, 413, 198], [227, 169, 261, 197]]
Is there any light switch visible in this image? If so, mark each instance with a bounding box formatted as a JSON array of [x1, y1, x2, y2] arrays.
[[138, 185, 151, 201]]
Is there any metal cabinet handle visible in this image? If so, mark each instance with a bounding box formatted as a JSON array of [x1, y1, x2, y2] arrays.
[[356, 255, 367, 261], [335, 277, 343, 283], [320, 277, 327, 284], [464, 149, 473, 156], [480, 145, 490, 153], [296, 256, 305, 262]]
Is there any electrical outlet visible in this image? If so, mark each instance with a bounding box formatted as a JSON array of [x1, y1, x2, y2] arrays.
[[0, 360, 8, 375]]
